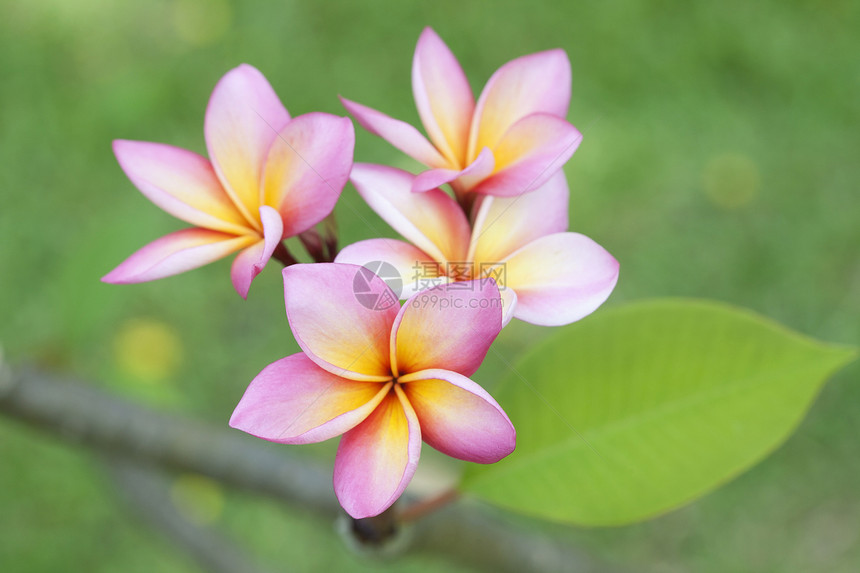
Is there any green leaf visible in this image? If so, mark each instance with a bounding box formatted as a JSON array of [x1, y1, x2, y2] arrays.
[[462, 298, 857, 526]]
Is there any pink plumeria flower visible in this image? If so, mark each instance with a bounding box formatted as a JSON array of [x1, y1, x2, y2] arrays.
[[103, 64, 355, 298], [335, 164, 619, 326], [230, 263, 515, 518], [341, 27, 580, 198]]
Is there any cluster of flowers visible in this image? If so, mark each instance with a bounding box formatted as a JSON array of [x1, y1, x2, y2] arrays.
[[104, 28, 619, 518]]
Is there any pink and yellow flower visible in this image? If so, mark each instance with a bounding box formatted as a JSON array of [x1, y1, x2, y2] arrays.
[[341, 27, 580, 198], [230, 263, 515, 518], [335, 164, 619, 326], [103, 64, 355, 298]]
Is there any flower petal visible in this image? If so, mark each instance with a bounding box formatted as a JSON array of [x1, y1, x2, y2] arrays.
[[205, 64, 290, 228], [350, 164, 470, 263], [410, 168, 460, 195], [399, 369, 515, 463], [334, 239, 445, 299], [468, 49, 571, 158], [262, 112, 355, 237], [453, 147, 498, 192], [469, 170, 569, 263], [472, 113, 581, 197], [410, 147, 495, 194], [391, 280, 502, 378], [102, 228, 256, 284], [340, 97, 448, 168], [334, 386, 421, 518], [112, 140, 249, 235], [502, 232, 620, 326], [283, 263, 398, 381], [229, 206, 284, 299], [230, 354, 391, 444], [412, 27, 475, 168], [499, 286, 518, 327]]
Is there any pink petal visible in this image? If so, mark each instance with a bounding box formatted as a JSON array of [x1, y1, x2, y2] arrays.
[[412, 27, 475, 168], [469, 170, 569, 263], [230, 353, 391, 445], [261, 112, 355, 237], [283, 263, 398, 382], [503, 232, 620, 326], [454, 147, 498, 192], [334, 386, 421, 518], [399, 369, 515, 463], [410, 147, 495, 194], [334, 239, 445, 299], [229, 206, 284, 299], [472, 113, 582, 197], [411, 168, 461, 195], [205, 64, 290, 228], [499, 286, 518, 327], [102, 228, 256, 284], [340, 97, 448, 169], [391, 280, 502, 378], [350, 163, 470, 263], [468, 49, 571, 158], [112, 140, 249, 235]]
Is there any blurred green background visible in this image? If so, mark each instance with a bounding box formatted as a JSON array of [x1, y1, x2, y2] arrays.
[[1, 0, 858, 571]]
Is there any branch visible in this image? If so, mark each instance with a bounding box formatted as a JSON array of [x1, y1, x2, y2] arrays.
[[0, 363, 627, 573], [106, 456, 273, 573], [410, 502, 623, 573], [0, 364, 338, 515]]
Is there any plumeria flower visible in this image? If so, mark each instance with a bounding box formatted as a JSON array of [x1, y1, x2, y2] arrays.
[[103, 64, 355, 298], [341, 27, 580, 198], [230, 263, 515, 518], [335, 163, 619, 326]]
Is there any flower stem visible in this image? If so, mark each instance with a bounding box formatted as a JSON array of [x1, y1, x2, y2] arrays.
[[296, 214, 339, 263], [322, 211, 339, 261], [272, 242, 298, 267], [451, 181, 475, 217], [298, 230, 326, 262]]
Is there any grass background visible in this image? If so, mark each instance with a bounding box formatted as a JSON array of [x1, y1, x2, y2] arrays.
[[1, 0, 858, 571]]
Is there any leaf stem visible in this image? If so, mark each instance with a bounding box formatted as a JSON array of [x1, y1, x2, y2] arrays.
[[399, 488, 460, 523]]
